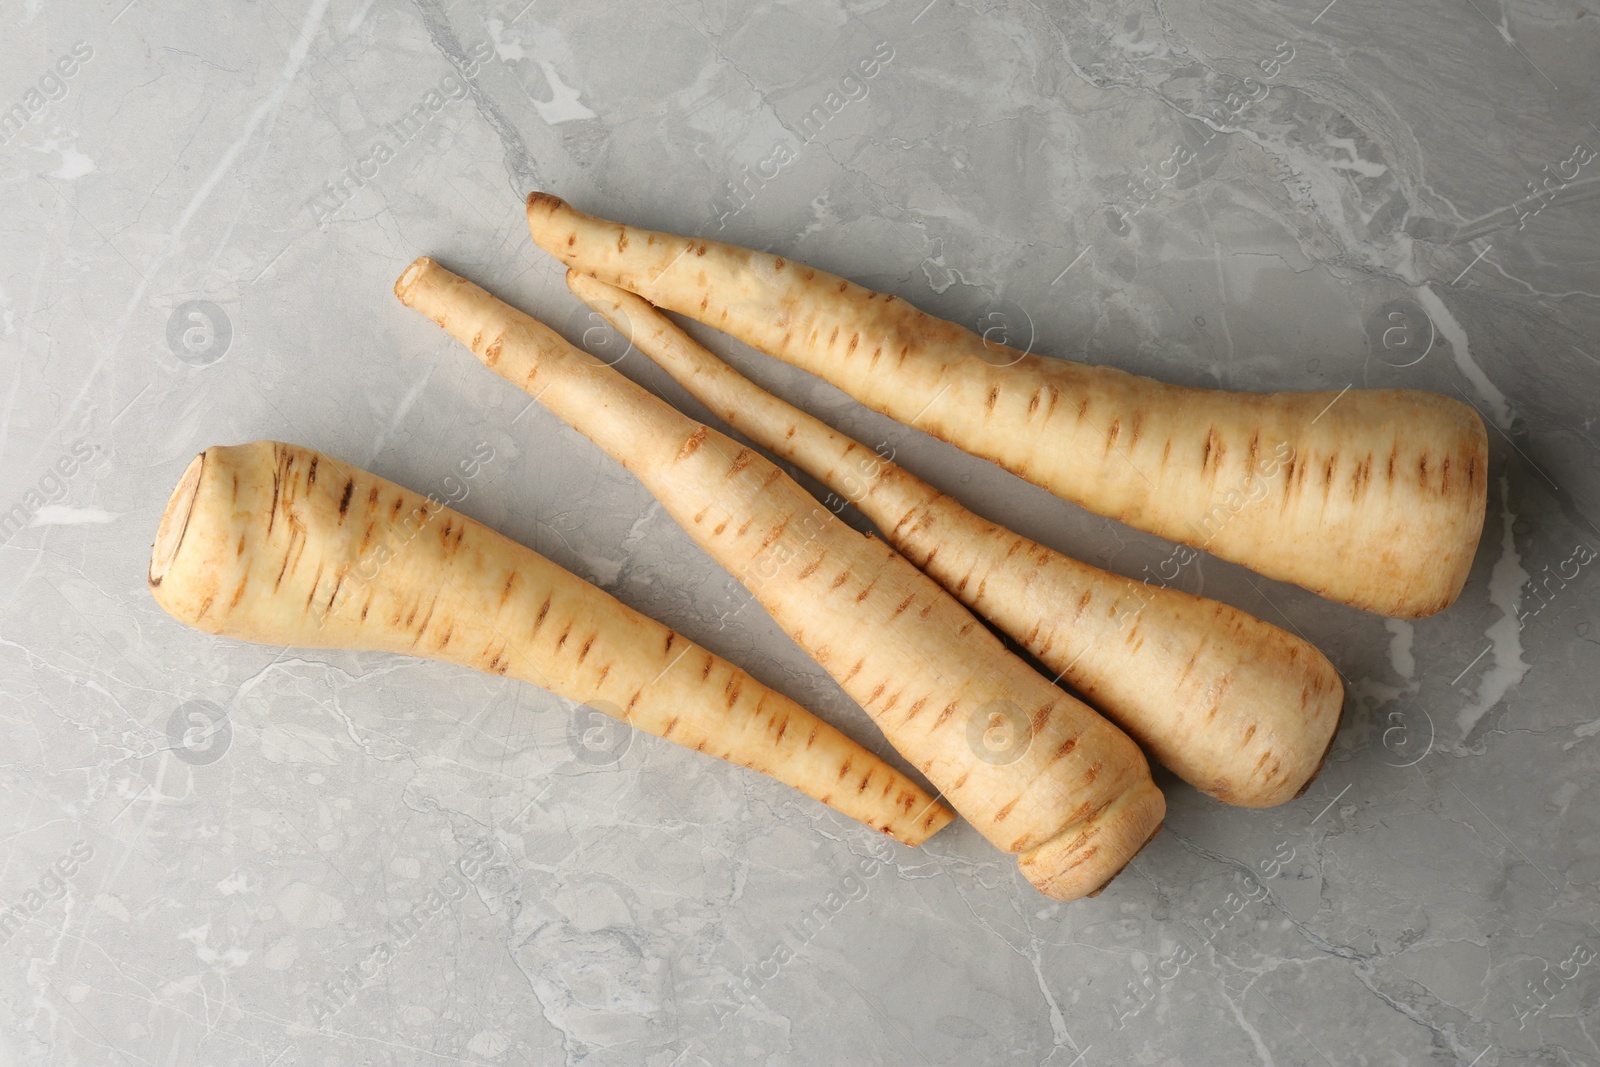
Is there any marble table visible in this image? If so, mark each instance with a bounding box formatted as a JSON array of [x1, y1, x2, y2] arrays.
[[2, 1, 1597, 1064]]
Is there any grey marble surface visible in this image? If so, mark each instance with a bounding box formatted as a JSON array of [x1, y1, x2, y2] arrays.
[[2, 0, 1597, 1064]]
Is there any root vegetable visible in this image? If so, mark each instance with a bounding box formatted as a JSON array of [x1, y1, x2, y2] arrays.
[[148, 440, 952, 845], [566, 271, 1345, 807], [525, 194, 1488, 620], [395, 257, 1166, 902]]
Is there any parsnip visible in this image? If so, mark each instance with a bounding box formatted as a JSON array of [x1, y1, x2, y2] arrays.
[[525, 194, 1489, 620], [395, 257, 1166, 901], [566, 272, 1345, 807], [148, 440, 952, 845]]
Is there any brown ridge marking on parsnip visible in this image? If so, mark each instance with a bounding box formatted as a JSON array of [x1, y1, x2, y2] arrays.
[[903, 696, 928, 722], [307, 456, 319, 487], [954, 565, 975, 594], [1031, 702, 1056, 734], [837, 756, 854, 780], [438, 625, 454, 651], [554, 625, 571, 651], [1105, 419, 1121, 453], [724, 675, 743, 707], [1073, 589, 1093, 619], [267, 465, 282, 535], [1247, 432, 1260, 469], [1050, 737, 1078, 763], [532, 594, 553, 634], [805, 724, 818, 748], [499, 571, 517, 608], [411, 596, 439, 646], [798, 556, 823, 579], [1323, 456, 1337, 487], [727, 449, 753, 477], [1076, 396, 1090, 422], [846, 333, 860, 357], [303, 563, 324, 610], [338, 479, 354, 519], [663, 631, 677, 654], [1083, 762, 1102, 785], [236, 533, 246, 557], [677, 427, 707, 460], [1027, 389, 1042, 416], [1201, 428, 1222, 472], [662, 717, 678, 737], [274, 540, 294, 590], [857, 770, 873, 794], [1352, 454, 1372, 499], [194, 595, 215, 620], [390, 498, 404, 520], [577, 636, 595, 664], [1387, 443, 1400, 481], [985, 385, 1000, 412], [324, 571, 345, 613], [1241, 723, 1257, 746], [735, 517, 755, 537], [229, 575, 250, 611], [700, 654, 714, 681], [760, 517, 790, 550], [1128, 411, 1143, 448], [1440, 456, 1451, 493], [626, 689, 643, 711], [842, 658, 865, 683], [775, 714, 790, 743], [933, 701, 959, 729], [891, 593, 915, 617], [713, 520, 727, 535], [993, 798, 1017, 822], [828, 568, 850, 591], [866, 682, 887, 707], [483, 338, 503, 365], [760, 467, 783, 489], [1419, 453, 1431, 487]]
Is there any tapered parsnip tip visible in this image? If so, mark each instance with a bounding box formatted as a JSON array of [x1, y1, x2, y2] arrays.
[[149, 450, 205, 589], [565, 268, 621, 307], [394, 255, 438, 306]]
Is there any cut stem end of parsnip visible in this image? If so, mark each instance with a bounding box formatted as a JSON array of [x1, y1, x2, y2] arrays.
[[149, 451, 204, 588], [394, 256, 435, 304]]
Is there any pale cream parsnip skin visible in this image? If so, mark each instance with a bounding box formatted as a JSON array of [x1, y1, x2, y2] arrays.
[[148, 440, 952, 845], [395, 257, 1166, 902], [566, 273, 1345, 808], [525, 194, 1489, 620]]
